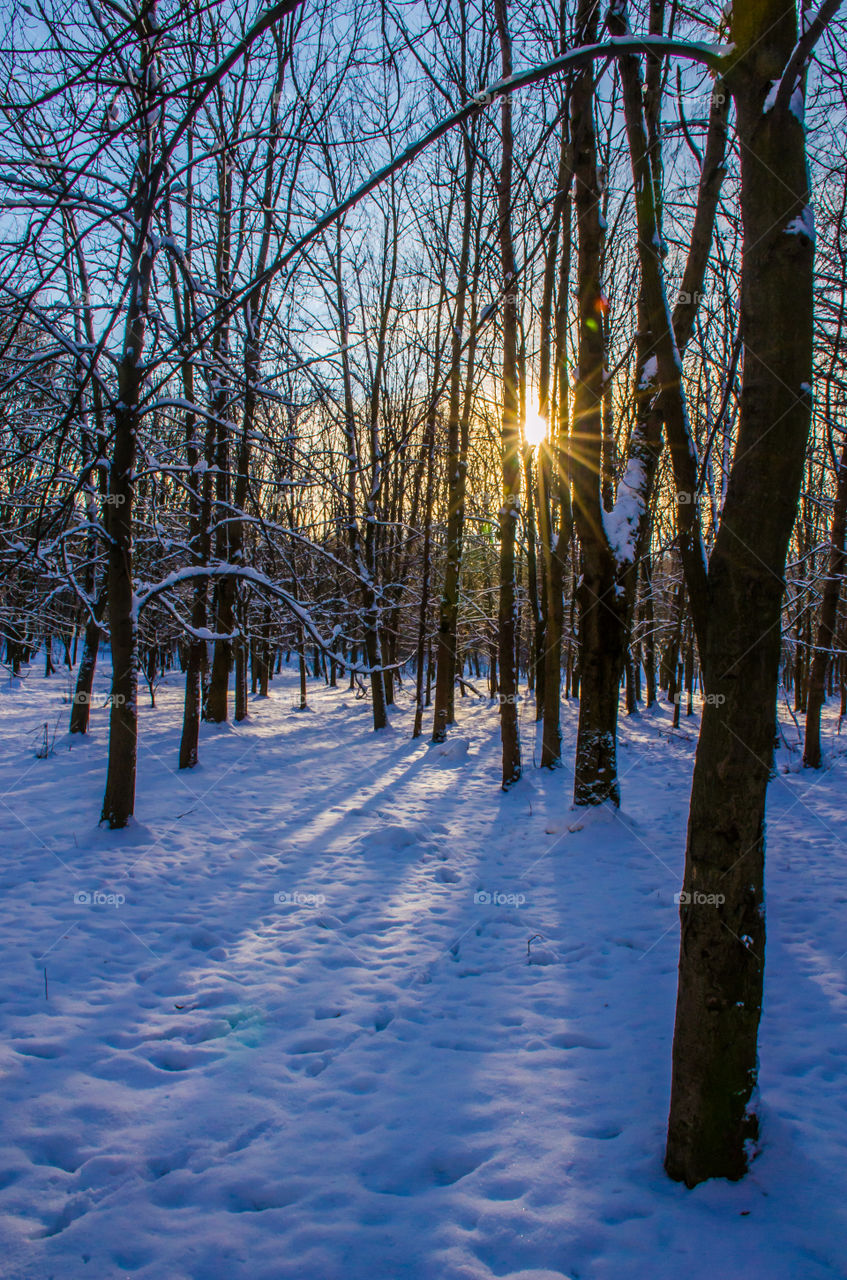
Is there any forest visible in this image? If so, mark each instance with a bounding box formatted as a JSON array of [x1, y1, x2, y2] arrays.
[[0, 0, 845, 1275]]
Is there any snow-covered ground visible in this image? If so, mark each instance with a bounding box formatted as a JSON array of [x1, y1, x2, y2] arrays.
[[1, 659, 846, 1279]]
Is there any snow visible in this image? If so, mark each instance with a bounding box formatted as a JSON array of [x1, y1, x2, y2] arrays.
[[0, 662, 846, 1278], [790, 85, 805, 123], [638, 355, 658, 390], [603, 454, 646, 565], [785, 205, 815, 243], [764, 80, 804, 122]]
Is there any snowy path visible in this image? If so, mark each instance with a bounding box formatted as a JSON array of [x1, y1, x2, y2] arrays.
[[0, 665, 845, 1279]]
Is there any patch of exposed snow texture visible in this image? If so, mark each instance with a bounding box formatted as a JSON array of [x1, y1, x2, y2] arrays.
[[603, 454, 646, 565], [785, 205, 815, 243], [638, 356, 658, 390], [0, 659, 844, 1278]]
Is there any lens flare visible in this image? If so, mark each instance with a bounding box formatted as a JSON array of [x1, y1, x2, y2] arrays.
[[524, 406, 547, 447]]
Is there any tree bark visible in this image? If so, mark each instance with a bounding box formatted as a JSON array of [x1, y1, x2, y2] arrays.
[[804, 435, 847, 766], [570, 0, 625, 805], [70, 588, 106, 734], [666, 0, 815, 1185], [494, 0, 521, 788], [433, 136, 477, 742], [101, 14, 158, 826]]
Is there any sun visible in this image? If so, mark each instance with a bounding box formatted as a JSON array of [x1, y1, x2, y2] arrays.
[[523, 405, 548, 448]]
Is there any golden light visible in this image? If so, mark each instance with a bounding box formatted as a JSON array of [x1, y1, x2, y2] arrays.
[[524, 405, 548, 448]]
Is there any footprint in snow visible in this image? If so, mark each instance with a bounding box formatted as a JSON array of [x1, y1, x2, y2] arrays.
[[12, 1039, 64, 1059], [145, 1044, 220, 1072], [38, 1194, 91, 1238], [27, 1133, 88, 1173], [549, 1031, 610, 1050], [223, 1178, 308, 1213], [361, 1144, 492, 1195], [364, 823, 424, 851], [314, 1004, 346, 1019]]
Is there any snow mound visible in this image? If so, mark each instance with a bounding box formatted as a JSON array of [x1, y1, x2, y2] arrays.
[[431, 735, 471, 764]]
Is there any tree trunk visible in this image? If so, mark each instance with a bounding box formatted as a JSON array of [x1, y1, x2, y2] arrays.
[[539, 105, 574, 766], [494, 0, 521, 788], [101, 379, 140, 829], [666, 0, 815, 1185], [234, 634, 248, 722], [643, 555, 657, 707], [414, 307, 442, 738], [804, 433, 847, 766], [570, 0, 624, 804], [70, 588, 106, 734], [433, 137, 477, 742], [101, 32, 157, 826], [298, 628, 308, 710]]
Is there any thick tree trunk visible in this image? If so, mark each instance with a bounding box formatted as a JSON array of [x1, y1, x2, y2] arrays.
[[180, 639, 204, 771], [666, 0, 814, 1185], [101, 386, 141, 827], [101, 37, 157, 826], [570, 0, 623, 805], [574, 572, 627, 804]]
